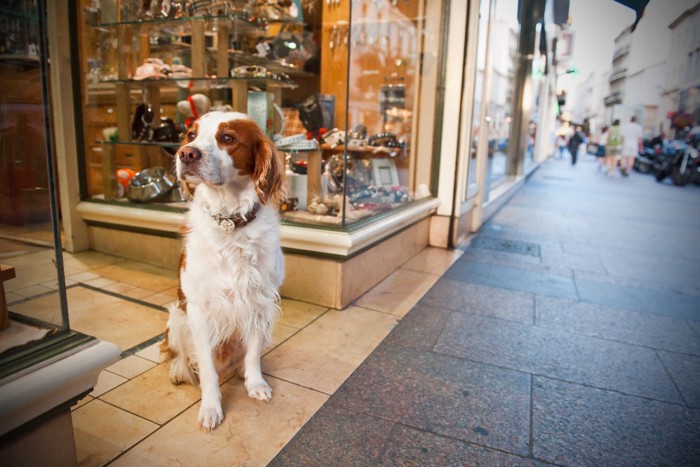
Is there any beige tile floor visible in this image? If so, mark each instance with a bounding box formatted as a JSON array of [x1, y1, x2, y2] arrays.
[[4, 244, 462, 466]]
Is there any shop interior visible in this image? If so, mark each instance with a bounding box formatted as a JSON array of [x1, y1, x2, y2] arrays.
[[79, 0, 430, 227]]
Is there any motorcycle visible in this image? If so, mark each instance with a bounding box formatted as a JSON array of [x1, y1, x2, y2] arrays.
[[654, 127, 700, 185], [634, 143, 662, 174], [653, 140, 684, 182], [669, 130, 699, 186]]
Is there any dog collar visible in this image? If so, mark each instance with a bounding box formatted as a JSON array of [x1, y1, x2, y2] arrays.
[[212, 203, 260, 234]]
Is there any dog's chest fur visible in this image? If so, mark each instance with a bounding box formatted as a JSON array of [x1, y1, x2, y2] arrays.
[[180, 187, 283, 347]]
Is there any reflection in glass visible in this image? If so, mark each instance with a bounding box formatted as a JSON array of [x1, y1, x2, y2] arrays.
[[484, 0, 518, 201], [466, 0, 491, 196], [0, 1, 66, 356]]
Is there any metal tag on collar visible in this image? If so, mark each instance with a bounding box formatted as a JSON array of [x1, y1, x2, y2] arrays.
[[219, 217, 236, 234], [213, 214, 237, 234]]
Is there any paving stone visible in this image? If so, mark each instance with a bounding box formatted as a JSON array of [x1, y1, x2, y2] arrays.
[[540, 250, 608, 275], [444, 260, 579, 301], [269, 402, 394, 466], [421, 279, 534, 323], [461, 246, 543, 268], [533, 377, 700, 466], [471, 235, 541, 257], [535, 296, 700, 355], [381, 303, 452, 351], [332, 345, 532, 456], [575, 277, 700, 321], [460, 247, 577, 279], [688, 320, 700, 337], [434, 313, 682, 403], [656, 350, 700, 408], [380, 424, 546, 466], [574, 269, 700, 298], [600, 251, 700, 293]]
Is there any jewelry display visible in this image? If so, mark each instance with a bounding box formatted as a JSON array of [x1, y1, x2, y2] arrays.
[[231, 64, 268, 78]]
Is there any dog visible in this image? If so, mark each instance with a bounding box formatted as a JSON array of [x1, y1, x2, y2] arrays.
[[161, 111, 285, 430]]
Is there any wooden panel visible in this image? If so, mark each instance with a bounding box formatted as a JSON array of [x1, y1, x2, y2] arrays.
[[321, 1, 350, 130], [101, 143, 118, 200], [306, 150, 323, 203], [0, 265, 17, 330], [231, 80, 248, 113], [216, 24, 230, 77], [190, 20, 206, 77]]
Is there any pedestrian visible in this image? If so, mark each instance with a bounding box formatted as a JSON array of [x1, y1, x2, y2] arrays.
[[606, 119, 622, 176], [556, 133, 567, 159], [620, 115, 643, 176], [596, 126, 609, 171], [568, 126, 584, 165]]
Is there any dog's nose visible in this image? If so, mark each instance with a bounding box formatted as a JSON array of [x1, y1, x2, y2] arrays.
[[178, 146, 202, 164]]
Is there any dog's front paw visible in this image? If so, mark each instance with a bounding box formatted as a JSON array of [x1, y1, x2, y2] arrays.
[[197, 404, 223, 430], [245, 378, 272, 401]]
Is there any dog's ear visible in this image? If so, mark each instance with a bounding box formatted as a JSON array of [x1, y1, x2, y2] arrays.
[[253, 136, 285, 206]]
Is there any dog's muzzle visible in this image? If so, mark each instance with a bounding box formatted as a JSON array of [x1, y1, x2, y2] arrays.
[[178, 146, 203, 165]]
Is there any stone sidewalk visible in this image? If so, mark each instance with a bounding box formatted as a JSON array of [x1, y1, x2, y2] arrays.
[[271, 155, 700, 465]]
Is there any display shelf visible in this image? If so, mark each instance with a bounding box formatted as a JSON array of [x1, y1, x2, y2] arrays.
[[0, 54, 39, 65], [97, 140, 180, 149], [93, 13, 265, 34], [93, 75, 298, 89], [228, 51, 315, 78]]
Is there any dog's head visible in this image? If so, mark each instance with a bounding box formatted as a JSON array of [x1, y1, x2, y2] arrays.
[[175, 111, 284, 206]]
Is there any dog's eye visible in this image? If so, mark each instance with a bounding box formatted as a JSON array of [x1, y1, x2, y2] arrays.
[[187, 131, 196, 142], [221, 134, 237, 145]]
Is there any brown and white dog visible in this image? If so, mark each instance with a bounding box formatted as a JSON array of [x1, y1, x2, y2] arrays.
[[161, 111, 285, 430]]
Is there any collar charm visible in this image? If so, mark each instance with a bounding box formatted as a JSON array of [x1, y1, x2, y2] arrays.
[[216, 216, 236, 234], [211, 203, 260, 234]]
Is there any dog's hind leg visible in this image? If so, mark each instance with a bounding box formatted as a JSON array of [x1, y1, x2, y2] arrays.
[[243, 327, 272, 401]]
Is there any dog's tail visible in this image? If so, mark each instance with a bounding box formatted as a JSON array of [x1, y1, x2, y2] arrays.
[[162, 303, 198, 385]]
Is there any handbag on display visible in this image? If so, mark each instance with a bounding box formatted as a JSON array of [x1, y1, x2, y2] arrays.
[[296, 94, 324, 134]]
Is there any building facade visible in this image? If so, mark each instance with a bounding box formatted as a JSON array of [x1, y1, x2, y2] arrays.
[[663, 2, 700, 136]]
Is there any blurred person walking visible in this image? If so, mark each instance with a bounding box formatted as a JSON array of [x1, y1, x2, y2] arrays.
[[596, 126, 609, 171], [620, 116, 644, 176], [556, 131, 567, 159], [568, 126, 584, 165], [606, 119, 622, 176]]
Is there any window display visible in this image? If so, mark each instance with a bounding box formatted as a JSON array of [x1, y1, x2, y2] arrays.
[[78, 0, 437, 229]]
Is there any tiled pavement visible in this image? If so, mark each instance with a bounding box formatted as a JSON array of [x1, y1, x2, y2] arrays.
[[272, 156, 700, 465], [3, 220, 460, 465], [3, 154, 699, 465]]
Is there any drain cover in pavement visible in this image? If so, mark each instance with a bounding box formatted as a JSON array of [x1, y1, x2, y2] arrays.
[[542, 175, 574, 181], [471, 235, 541, 257]]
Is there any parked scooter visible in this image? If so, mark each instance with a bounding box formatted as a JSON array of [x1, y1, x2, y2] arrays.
[[669, 127, 699, 186], [653, 140, 683, 181], [634, 141, 662, 174], [654, 127, 700, 185]]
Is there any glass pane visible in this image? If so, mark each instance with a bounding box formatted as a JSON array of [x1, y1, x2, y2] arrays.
[[465, 0, 490, 198], [484, 0, 519, 201], [0, 1, 67, 355], [77, 0, 438, 228]]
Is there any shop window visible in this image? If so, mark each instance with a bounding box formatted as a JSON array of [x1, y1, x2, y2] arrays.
[[76, 0, 440, 229], [465, 0, 490, 199], [0, 0, 91, 382], [483, 0, 519, 201]]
